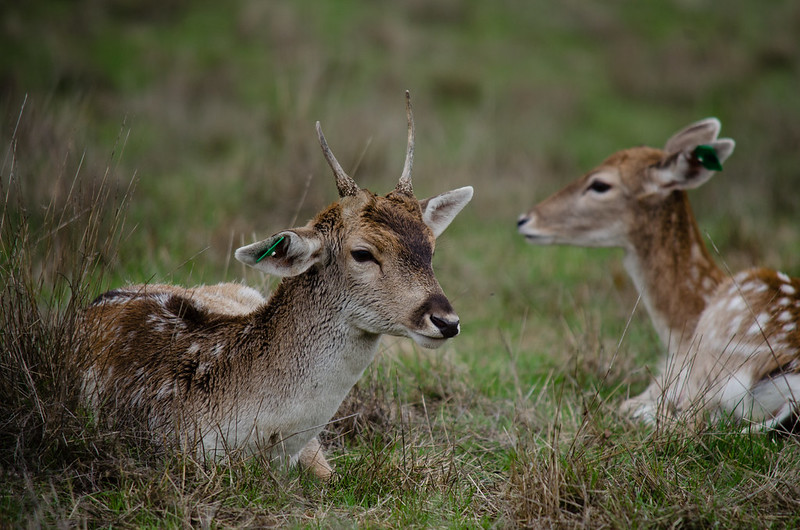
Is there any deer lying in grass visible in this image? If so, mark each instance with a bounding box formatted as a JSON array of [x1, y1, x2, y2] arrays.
[[518, 118, 800, 428], [83, 92, 473, 479]]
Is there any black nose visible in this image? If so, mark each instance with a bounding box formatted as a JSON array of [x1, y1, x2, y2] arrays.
[[517, 215, 529, 227], [430, 315, 460, 338]]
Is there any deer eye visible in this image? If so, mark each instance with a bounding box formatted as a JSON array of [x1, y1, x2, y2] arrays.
[[587, 180, 612, 193], [350, 249, 379, 265]]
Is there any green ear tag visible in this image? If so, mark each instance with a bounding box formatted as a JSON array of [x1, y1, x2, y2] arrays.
[[256, 236, 285, 263], [693, 144, 723, 171]]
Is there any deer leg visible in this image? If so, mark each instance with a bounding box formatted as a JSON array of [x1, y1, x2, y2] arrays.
[[298, 437, 333, 481], [620, 381, 663, 424]]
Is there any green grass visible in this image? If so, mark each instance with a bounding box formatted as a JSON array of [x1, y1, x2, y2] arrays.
[[2, 0, 800, 527]]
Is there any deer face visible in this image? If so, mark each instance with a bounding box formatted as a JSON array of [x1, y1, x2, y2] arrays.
[[235, 93, 473, 348], [516, 147, 665, 248], [342, 188, 469, 347], [517, 119, 735, 250]]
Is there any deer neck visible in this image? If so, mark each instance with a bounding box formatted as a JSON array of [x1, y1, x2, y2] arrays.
[[252, 267, 381, 390], [622, 191, 725, 347]]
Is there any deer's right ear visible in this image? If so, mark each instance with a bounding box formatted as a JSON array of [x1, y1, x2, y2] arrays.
[[235, 228, 324, 277], [647, 138, 735, 194]]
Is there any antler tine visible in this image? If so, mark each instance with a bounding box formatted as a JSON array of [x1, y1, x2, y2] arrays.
[[395, 90, 415, 196], [316, 121, 360, 197]]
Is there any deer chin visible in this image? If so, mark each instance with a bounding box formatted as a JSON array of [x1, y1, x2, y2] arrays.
[[521, 232, 556, 245], [406, 330, 449, 349], [521, 228, 618, 248], [517, 220, 556, 245]]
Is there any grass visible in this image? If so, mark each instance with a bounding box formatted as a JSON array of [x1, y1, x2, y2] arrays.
[[2, 0, 800, 527]]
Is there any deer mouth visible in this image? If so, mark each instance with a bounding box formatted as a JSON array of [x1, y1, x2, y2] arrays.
[[517, 213, 554, 244], [407, 330, 450, 349], [519, 228, 556, 245]]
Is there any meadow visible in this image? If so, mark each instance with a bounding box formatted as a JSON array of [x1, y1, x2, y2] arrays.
[[2, 0, 800, 526]]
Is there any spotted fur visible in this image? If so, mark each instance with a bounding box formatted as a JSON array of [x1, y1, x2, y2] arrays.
[[83, 101, 473, 479], [518, 118, 800, 428]]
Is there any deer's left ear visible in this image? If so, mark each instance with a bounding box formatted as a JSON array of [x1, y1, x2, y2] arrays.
[[419, 186, 473, 238], [648, 138, 735, 193], [664, 117, 722, 153]]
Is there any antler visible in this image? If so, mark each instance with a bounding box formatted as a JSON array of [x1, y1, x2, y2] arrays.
[[316, 121, 360, 197], [395, 90, 415, 196]]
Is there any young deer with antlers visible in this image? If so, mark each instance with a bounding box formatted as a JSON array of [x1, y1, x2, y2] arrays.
[[83, 93, 473, 479], [518, 118, 800, 428]]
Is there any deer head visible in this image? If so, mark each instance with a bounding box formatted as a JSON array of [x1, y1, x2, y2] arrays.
[[517, 118, 735, 249], [236, 92, 473, 348]]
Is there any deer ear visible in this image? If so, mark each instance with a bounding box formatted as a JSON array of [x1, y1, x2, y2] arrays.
[[664, 118, 721, 153], [648, 138, 735, 193], [419, 186, 473, 238], [235, 228, 323, 277]]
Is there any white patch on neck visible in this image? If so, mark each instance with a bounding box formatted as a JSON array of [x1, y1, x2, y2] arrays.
[[623, 251, 673, 345]]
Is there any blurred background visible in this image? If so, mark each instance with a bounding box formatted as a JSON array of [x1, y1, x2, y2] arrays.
[[2, 0, 799, 378]]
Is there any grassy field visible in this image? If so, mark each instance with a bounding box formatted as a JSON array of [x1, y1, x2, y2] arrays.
[[2, 0, 800, 526]]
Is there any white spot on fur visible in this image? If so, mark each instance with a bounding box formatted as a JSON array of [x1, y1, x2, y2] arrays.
[[706, 296, 726, 314], [783, 322, 797, 333], [780, 283, 796, 295], [778, 310, 793, 322], [747, 313, 771, 337], [746, 281, 764, 293], [772, 333, 786, 345], [777, 272, 791, 283], [728, 315, 744, 333], [778, 297, 791, 307], [726, 296, 746, 312]]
